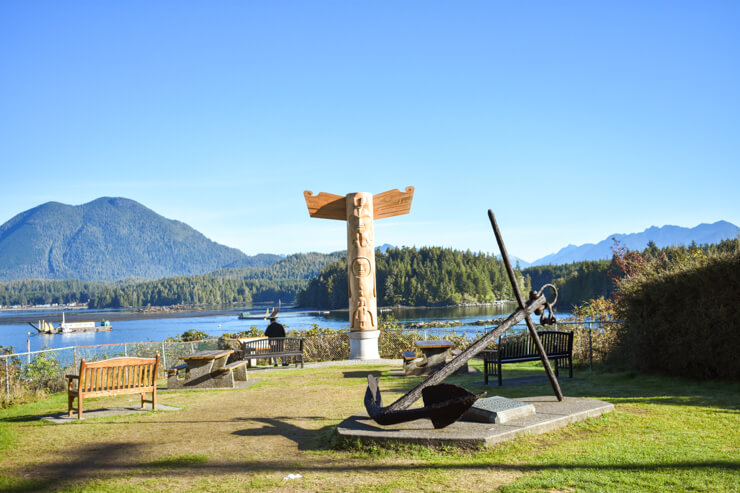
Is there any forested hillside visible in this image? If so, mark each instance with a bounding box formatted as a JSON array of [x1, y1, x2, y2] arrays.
[[297, 247, 530, 308], [213, 251, 344, 280], [524, 260, 613, 310], [84, 251, 343, 308], [0, 252, 342, 308], [0, 197, 280, 281], [0, 279, 108, 306]]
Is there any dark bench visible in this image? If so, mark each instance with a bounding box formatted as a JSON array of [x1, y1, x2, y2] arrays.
[[482, 330, 573, 385], [67, 354, 160, 419], [241, 337, 304, 368]]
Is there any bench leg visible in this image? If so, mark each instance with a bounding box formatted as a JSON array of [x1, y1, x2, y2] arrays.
[[152, 390, 157, 410], [234, 365, 248, 381], [78, 397, 83, 419], [141, 392, 146, 409], [498, 362, 502, 386], [569, 355, 573, 378], [484, 361, 489, 385]]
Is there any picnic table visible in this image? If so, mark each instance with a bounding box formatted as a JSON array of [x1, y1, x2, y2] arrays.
[[166, 349, 249, 389], [403, 340, 468, 376]]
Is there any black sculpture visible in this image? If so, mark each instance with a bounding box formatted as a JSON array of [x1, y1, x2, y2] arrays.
[[364, 210, 563, 429]]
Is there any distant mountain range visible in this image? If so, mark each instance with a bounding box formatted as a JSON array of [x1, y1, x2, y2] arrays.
[[528, 220, 740, 266], [0, 197, 737, 281], [0, 197, 280, 281]]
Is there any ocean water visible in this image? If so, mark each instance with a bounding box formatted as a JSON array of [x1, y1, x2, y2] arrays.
[[0, 303, 571, 353]]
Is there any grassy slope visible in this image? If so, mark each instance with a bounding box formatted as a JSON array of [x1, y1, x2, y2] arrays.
[[0, 362, 737, 492]]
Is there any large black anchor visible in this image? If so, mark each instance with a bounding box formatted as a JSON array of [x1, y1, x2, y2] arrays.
[[364, 210, 563, 429]]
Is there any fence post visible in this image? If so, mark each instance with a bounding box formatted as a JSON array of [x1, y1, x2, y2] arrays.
[[589, 321, 593, 372], [5, 358, 10, 404], [124, 343, 128, 357], [161, 342, 167, 371], [73, 347, 78, 369]]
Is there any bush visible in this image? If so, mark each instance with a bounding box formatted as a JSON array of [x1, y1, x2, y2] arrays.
[[566, 297, 624, 368], [616, 249, 740, 379], [166, 329, 211, 342], [21, 351, 67, 395]]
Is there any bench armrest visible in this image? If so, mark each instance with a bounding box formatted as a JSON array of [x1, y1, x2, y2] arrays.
[[66, 374, 79, 391]]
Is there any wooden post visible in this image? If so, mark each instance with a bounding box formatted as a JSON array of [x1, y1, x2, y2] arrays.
[[305, 187, 414, 359]]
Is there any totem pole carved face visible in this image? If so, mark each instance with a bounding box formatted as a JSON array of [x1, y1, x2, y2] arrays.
[[352, 257, 371, 277]]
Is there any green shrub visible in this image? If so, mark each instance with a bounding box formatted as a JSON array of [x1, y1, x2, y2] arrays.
[[616, 248, 740, 379]]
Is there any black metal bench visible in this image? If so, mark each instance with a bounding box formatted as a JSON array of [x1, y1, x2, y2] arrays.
[[240, 337, 304, 368], [482, 330, 573, 385]]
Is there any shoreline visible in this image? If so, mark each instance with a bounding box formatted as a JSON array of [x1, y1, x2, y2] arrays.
[[0, 300, 519, 326]]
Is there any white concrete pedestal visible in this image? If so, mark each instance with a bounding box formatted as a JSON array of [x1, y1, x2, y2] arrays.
[[349, 330, 381, 360]]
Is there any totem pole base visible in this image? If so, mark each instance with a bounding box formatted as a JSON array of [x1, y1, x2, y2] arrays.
[[349, 330, 381, 360]]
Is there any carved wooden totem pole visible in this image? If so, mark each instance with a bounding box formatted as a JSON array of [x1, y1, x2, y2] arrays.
[[304, 187, 414, 359]]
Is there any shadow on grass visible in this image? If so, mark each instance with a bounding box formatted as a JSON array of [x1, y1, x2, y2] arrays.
[[0, 415, 41, 424], [232, 416, 338, 451], [454, 364, 740, 411], [5, 437, 738, 493], [342, 370, 383, 379]]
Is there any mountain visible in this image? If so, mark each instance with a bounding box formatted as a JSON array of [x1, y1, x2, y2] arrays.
[[0, 197, 281, 281], [530, 221, 740, 266], [496, 254, 531, 269], [376, 243, 394, 254]]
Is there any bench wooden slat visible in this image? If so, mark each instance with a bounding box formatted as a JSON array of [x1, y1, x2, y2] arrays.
[[67, 354, 160, 419]]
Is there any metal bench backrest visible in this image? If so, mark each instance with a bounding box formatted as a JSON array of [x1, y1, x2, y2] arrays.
[[498, 331, 573, 359], [242, 337, 303, 353], [79, 355, 159, 394]]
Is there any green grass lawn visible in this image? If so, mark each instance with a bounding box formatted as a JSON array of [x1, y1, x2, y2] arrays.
[[0, 360, 738, 492]]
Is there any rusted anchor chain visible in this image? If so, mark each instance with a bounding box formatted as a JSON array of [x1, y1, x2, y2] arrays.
[[488, 209, 564, 401]]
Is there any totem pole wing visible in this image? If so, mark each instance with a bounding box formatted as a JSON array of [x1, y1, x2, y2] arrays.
[[373, 186, 414, 219], [304, 191, 347, 220]]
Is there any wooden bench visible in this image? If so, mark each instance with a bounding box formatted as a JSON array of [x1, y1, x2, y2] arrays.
[[240, 337, 304, 368], [482, 330, 573, 385], [66, 354, 160, 419]]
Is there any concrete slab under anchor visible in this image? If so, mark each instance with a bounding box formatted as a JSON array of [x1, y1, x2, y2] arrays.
[[462, 396, 536, 424], [42, 404, 181, 424], [336, 396, 614, 448]]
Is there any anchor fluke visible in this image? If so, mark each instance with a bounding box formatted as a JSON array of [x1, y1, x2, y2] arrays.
[[364, 375, 484, 429]]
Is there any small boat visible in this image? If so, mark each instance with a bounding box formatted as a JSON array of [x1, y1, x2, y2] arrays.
[[238, 308, 272, 320], [237, 302, 281, 320], [28, 313, 113, 335]]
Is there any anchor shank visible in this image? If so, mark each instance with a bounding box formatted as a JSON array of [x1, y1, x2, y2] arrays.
[[488, 210, 564, 401], [385, 293, 548, 412]]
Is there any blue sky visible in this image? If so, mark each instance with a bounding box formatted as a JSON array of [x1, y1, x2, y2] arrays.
[[1, 1, 738, 262]]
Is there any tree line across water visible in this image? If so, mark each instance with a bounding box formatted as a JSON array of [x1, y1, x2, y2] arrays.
[[1, 240, 737, 312], [298, 247, 531, 308]]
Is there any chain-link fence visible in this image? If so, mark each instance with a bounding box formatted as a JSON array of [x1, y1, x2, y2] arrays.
[[1, 320, 621, 406]]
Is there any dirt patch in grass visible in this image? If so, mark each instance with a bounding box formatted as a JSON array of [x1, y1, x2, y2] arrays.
[[618, 404, 652, 415]]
